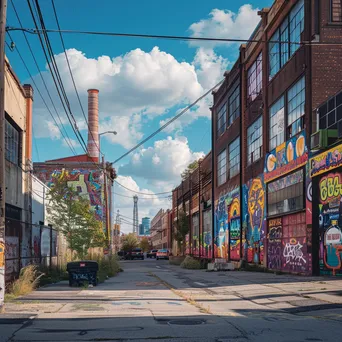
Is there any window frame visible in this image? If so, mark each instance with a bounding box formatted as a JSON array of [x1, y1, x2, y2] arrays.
[[269, 95, 285, 150], [5, 116, 21, 165], [287, 76, 306, 138], [217, 149, 227, 186], [228, 136, 240, 178], [216, 101, 227, 137], [247, 52, 263, 104], [247, 116, 263, 166], [268, 0, 304, 80], [267, 168, 305, 217], [331, 0, 342, 22], [228, 84, 240, 125]]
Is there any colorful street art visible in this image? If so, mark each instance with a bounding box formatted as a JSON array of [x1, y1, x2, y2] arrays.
[[242, 176, 266, 264], [264, 132, 308, 183], [34, 167, 106, 233], [267, 213, 310, 274], [318, 172, 342, 276], [310, 144, 342, 178], [214, 187, 241, 260]]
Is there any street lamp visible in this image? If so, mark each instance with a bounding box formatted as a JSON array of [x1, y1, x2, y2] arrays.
[[98, 131, 117, 254], [98, 131, 117, 156]]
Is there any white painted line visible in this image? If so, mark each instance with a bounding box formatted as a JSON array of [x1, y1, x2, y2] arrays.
[[156, 266, 161, 269], [194, 282, 207, 287]]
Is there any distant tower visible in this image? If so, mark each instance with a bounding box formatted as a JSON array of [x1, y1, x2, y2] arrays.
[[133, 195, 139, 234]]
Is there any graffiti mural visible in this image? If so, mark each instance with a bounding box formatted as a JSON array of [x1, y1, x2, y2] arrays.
[[264, 132, 308, 183], [242, 176, 266, 263], [34, 167, 106, 233], [267, 218, 282, 270], [266, 212, 310, 274], [318, 172, 342, 275], [214, 188, 240, 260]]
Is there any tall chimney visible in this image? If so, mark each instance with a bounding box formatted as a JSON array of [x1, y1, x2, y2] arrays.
[[87, 89, 99, 163], [23, 84, 34, 163]]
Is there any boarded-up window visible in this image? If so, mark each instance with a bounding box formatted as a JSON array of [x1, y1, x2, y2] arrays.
[[332, 0, 342, 22]]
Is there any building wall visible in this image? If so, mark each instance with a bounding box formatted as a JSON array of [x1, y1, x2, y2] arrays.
[[209, 0, 342, 274], [3, 59, 32, 280], [33, 164, 109, 236]]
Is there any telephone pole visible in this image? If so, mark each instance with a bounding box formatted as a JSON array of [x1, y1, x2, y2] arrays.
[[0, 0, 8, 312]]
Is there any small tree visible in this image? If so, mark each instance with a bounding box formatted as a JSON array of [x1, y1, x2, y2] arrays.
[[139, 237, 151, 252], [121, 233, 139, 252], [181, 160, 200, 180], [174, 210, 189, 255], [47, 176, 106, 259]]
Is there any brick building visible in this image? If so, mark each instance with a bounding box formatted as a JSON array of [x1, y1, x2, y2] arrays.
[[211, 0, 342, 275], [172, 153, 212, 258]]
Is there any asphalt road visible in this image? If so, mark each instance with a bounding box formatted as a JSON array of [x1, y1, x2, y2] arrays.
[[2, 258, 342, 342]]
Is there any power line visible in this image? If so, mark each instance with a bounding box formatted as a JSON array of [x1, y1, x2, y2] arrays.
[[7, 26, 342, 46], [8, 0, 78, 156], [50, 0, 102, 157], [114, 191, 170, 199], [5, 37, 77, 156], [26, 0, 88, 155], [111, 79, 224, 164], [115, 180, 172, 195], [4, 26, 305, 45], [32, 126, 41, 161]]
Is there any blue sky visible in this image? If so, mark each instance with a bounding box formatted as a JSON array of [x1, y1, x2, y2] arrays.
[[6, 0, 273, 232]]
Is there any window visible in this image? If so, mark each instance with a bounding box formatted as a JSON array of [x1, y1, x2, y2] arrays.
[[5, 119, 20, 165], [267, 169, 304, 216], [203, 210, 211, 235], [216, 102, 227, 136], [228, 85, 240, 125], [318, 90, 342, 130], [217, 149, 227, 186], [247, 53, 262, 103], [331, 0, 342, 22], [247, 116, 263, 165], [192, 214, 199, 238], [269, 96, 285, 150], [269, 0, 304, 79], [229, 137, 240, 178], [287, 77, 305, 137]]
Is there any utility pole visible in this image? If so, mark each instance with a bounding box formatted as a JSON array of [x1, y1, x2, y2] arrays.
[[0, 0, 7, 312], [102, 156, 110, 250]]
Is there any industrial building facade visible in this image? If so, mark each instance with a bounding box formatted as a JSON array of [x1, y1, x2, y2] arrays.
[[170, 0, 342, 276]]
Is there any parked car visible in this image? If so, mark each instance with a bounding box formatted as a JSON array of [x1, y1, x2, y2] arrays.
[[117, 250, 126, 260], [125, 248, 144, 260], [156, 249, 170, 260], [147, 249, 158, 258]]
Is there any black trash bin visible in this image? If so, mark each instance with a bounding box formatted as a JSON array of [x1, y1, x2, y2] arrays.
[[67, 261, 99, 287]]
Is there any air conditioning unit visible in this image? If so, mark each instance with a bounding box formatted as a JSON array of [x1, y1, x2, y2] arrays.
[[311, 129, 337, 150]]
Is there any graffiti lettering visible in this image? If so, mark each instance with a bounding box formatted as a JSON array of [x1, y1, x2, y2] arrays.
[[269, 226, 282, 240], [268, 243, 282, 270], [319, 174, 342, 203], [283, 242, 306, 265]]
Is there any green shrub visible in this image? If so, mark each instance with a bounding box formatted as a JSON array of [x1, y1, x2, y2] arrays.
[[180, 256, 202, 269]]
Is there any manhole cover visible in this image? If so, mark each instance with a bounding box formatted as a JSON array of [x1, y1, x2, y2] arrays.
[[168, 319, 205, 325]]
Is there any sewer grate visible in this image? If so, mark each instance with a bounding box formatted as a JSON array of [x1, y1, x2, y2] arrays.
[[168, 319, 205, 325]]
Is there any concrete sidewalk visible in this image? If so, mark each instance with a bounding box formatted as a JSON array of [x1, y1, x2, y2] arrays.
[[153, 265, 342, 315]]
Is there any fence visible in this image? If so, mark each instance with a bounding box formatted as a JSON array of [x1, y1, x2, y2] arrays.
[[5, 217, 67, 282]]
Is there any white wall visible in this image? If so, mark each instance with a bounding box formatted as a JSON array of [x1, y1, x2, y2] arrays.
[[32, 175, 49, 226]]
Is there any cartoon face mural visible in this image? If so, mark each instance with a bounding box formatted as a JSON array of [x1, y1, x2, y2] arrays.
[[248, 178, 264, 244], [318, 172, 342, 275], [242, 176, 266, 264]]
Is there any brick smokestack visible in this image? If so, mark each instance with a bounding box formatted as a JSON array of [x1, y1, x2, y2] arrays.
[[87, 89, 100, 163]]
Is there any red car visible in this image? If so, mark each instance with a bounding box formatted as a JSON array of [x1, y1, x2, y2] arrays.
[[156, 249, 170, 260]]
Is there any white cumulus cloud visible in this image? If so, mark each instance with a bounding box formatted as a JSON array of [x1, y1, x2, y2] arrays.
[[119, 136, 204, 188], [189, 5, 260, 48]]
